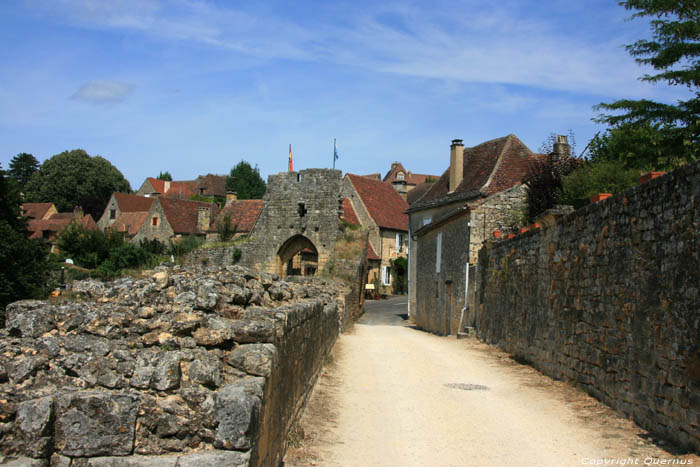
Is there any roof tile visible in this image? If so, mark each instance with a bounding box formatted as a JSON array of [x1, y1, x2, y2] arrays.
[[346, 174, 408, 231], [216, 200, 263, 233]]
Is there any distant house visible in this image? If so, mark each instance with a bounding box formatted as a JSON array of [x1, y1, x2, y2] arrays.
[[342, 173, 409, 294], [383, 162, 439, 201], [22, 203, 98, 252], [136, 174, 228, 201], [97, 193, 155, 239], [208, 199, 264, 241], [132, 197, 220, 244], [407, 134, 569, 335]]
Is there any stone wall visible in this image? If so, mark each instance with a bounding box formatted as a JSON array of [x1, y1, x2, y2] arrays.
[[182, 245, 242, 268], [0, 264, 358, 466], [240, 169, 344, 276], [474, 162, 700, 451]]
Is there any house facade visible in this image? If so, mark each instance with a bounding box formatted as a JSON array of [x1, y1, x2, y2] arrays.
[[383, 162, 438, 201], [136, 174, 228, 201], [407, 134, 570, 335], [342, 173, 408, 294], [132, 197, 220, 244], [97, 192, 155, 238], [22, 204, 98, 252]]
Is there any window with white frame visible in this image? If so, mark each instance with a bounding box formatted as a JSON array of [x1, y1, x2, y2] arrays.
[[395, 232, 405, 252], [382, 266, 391, 286], [423, 216, 432, 226]]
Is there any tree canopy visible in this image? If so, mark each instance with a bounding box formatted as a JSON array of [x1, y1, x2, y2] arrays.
[[594, 0, 700, 169], [0, 164, 52, 312], [226, 161, 266, 200], [157, 171, 173, 181], [9, 153, 39, 190], [24, 149, 131, 219]]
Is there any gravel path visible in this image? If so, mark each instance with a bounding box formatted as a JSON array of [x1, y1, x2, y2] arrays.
[[285, 298, 698, 467]]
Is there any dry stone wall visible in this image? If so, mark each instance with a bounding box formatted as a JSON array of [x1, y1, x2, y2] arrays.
[[475, 162, 700, 451], [0, 264, 356, 466]]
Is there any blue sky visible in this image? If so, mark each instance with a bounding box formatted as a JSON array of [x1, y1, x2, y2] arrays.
[[0, 0, 688, 188]]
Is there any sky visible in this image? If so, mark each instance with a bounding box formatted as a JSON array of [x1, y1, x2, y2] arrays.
[[0, 0, 689, 189]]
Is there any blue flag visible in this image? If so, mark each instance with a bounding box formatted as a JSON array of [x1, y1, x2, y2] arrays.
[[334, 139, 339, 160]]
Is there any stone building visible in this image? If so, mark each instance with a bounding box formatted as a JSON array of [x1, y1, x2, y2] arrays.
[[383, 162, 438, 201], [135, 174, 227, 201], [342, 173, 408, 294], [206, 199, 264, 242], [97, 192, 155, 238], [22, 203, 98, 252], [408, 134, 569, 335], [132, 197, 219, 244], [239, 169, 344, 277]]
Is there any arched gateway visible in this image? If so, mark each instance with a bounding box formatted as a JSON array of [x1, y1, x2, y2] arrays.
[[238, 169, 343, 276], [276, 235, 319, 277]]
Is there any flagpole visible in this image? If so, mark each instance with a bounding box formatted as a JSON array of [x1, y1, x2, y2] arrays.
[[333, 138, 336, 169]]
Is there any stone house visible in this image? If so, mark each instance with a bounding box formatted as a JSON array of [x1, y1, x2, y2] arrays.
[[136, 174, 228, 201], [22, 203, 98, 252], [407, 134, 569, 335], [132, 197, 220, 244], [97, 193, 155, 239], [383, 162, 438, 201], [206, 199, 264, 242], [342, 173, 408, 294]]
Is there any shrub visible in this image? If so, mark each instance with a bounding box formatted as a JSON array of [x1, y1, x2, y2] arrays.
[[232, 248, 242, 263], [168, 235, 204, 257], [558, 160, 640, 209], [217, 212, 238, 242]]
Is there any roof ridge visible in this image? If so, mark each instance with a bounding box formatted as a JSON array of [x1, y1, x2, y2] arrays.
[[481, 135, 513, 192]]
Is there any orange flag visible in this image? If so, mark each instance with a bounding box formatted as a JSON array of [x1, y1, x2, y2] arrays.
[[288, 144, 293, 171]]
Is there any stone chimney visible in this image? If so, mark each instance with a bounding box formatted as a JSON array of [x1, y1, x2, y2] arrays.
[[226, 192, 238, 204], [551, 135, 571, 162], [72, 206, 83, 220], [163, 180, 171, 194], [449, 139, 464, 193], [198, 207, 211, 233]]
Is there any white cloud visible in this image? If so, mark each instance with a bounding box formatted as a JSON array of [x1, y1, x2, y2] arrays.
[[71, 80, 134, 102]]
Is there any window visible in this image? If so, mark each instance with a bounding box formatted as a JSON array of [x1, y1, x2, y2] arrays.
[[110, 209, 116, 220], [436, 232, 442, 273], [397, 172, 404, 181], [396, 232, 405, 252], [423, 216, 432, 226], [152, 216, 159, 227], [298, 203, 307, 217], [382, 266, 392, 286]]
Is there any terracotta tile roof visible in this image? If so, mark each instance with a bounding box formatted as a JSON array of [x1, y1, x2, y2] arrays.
[[112, 212, 149, 236], [361, 173, 382, 180], [158, 198, 220, 235], [49, 212, 75, 220], [346, 174, 408, 231], [196, 174, 228, 198], [215, 200, 263, 233], [22, 203, 54, 220], [113, 192, 155, 212], [341, 198, 361, 225], [164, 181, 198, 199], [147, 178, 166, 194], [383, 163, 439, 185], [410, 134, 540, 211], [407, 182, 435, 206], [27, 213, 97, 240], [367, 242, 381, 261]]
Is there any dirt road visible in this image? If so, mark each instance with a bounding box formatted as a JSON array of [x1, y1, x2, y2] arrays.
[[285, 297, 698, 467]]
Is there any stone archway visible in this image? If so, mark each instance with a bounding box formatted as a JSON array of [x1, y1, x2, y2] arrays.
[[276, 235, 319, 277]]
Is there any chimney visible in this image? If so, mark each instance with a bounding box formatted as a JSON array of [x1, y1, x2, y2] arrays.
[[198, 206, 211, 232], [449, 139, 464, 193], [226, 192, 238, 204], [72, 206, 83, 220], [551, 135, 571, 162], [163, 180, 171, 193]]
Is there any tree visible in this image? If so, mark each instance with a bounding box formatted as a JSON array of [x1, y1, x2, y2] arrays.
[[558, 160, 640, 209], [0, 164, 52, 313], [157, 171, 173, 181], [594, 0, 700, 169], [24, 149, 131, 219], [9, 153, 39, 190], [226, 161, 266, 199]]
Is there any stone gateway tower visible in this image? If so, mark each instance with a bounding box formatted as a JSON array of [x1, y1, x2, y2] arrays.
[[240, 169, 344, 276]]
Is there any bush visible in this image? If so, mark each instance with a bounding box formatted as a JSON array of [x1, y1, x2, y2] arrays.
[[558, 160, 640, 209], [217, 212, 238, 242], [232, 248, 242, 263], [168, 235, 204, 257]]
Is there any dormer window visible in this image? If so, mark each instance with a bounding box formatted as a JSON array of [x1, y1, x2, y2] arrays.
[[152, 216, 159, 227], [397, 172, 405, 181]]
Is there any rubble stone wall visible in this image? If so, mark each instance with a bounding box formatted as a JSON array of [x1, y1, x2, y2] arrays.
[[0, 264, 356, 466], [475, 162, 700, 451]]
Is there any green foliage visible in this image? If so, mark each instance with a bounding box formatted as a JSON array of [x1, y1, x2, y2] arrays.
[[232, 247, 242, 263], [189, 194, 224, 207], [157, 171, 173, 181], [9, 153, 39, 190], [0, 165, 53, 311], [525, 156, 580, 222], [167, 235, 204, 257], [390, 256, 408, 295], [558, 161, 640, 209], [594, 0, 700, 169], [138, 238, 167, 256], [24, 149, 131, 219], [217, 212, 238, 242], [226, 161, 266, 200]]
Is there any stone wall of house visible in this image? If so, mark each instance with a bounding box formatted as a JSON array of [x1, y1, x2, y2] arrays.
[[240, 169, 344, 276], [0, 264, 358, 466], [474, 162, 700, 452], [132, 201, 174, 245]]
